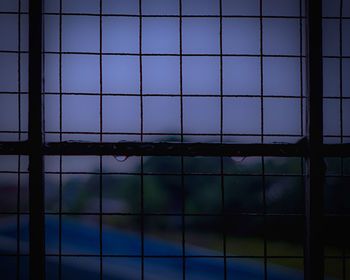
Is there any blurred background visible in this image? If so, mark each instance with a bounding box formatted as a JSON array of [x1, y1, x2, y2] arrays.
[[0, 155, 349, 279], [0, 0, 350, 279]]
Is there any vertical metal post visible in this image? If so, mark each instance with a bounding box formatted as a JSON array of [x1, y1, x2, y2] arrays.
[[29, 0, 44, 279], [305, 0, 324, 279]]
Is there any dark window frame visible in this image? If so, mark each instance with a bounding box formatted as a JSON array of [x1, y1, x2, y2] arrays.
[[0, 0, 349, 279]]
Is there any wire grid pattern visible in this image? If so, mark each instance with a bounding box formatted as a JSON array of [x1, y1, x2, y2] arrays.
[[42, 155, 305, 280], [42, 0, 307, 144], [39, 1, 307, 279], [0, 0, 28, 142], [323, 0, 350, 144], [0, 155, 29, 279], [323, 0, 350, 275], [324, 157, 350, 280], [0, 0, 30, 275], [5, 0, 346, 279]]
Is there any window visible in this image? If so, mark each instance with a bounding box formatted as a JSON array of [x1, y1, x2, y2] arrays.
[[0, 0, 349, 280]]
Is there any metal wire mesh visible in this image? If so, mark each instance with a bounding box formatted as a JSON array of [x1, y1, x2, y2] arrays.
[[0, 0, 28, 142], [0, 0, 349, 279], [0, 155, 29, 279], [323, 0, 350, 144], [322, 1, 350, 277], [42, 155, 305, 280], [42, 0, 307, 144]]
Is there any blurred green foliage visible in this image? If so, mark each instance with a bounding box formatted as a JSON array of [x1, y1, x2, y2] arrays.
[[46, 155, 349, 249]]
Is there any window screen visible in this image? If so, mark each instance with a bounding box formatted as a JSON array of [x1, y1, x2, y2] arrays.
[[38, 0, 309, 279], [0, 0, 28, 142], [322, 1, 350, 276], [42, 155, 305, 280], [0, 0, 349, 280], [42, 0, 307, 144], [322, 0, 350, 144], [0, 155, 29, 278]]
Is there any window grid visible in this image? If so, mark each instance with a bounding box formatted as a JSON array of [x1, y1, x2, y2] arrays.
[[38, 0, 307, 144], [1, 0, 349, 280], [322, 1, 349, 279], [323, 0, 350, 144], [39, 0, 308, 278], [0, 0, 28, 142]]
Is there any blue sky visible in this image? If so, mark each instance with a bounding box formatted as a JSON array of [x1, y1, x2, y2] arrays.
[[0, 0, 349, 143]]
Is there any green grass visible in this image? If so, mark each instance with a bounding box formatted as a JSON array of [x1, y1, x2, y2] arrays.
[[146, 231, 346, 279]]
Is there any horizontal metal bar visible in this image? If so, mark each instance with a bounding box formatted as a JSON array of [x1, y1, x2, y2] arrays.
[[322, 144, 350, 157], [0, 256, 334, 261], [0, 91, 308, 99], [0, 142, 29, 154], [41, 51, 306, 58], [43, 254, 305, 259], [0, 211, 305, 216], [44, 141, 307, 156], [41, 12, 307, 19], [1, 141, 349, 157]]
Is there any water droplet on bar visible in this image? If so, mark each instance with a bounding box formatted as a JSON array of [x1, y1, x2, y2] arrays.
[[231, 157, 246, 163], [113, 155, 128, 162]]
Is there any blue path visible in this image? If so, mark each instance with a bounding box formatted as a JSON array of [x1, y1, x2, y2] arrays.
[[0, 217, 329, 280]]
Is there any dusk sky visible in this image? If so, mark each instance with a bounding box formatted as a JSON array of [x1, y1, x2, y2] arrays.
[[0, 0, 349, 143], [0, 2, 349, 280]]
